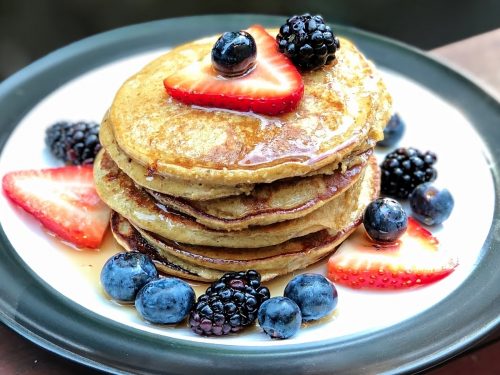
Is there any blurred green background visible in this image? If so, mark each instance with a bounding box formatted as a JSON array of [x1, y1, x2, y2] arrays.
[[1, 0, 499, 81]]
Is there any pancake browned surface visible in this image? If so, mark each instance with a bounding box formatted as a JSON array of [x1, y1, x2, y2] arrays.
[[111, 213, 282, 282], [109, 152, 378, 281], [135, 157, 377, 272], [96, 27, 390, 281], [95, 150, 378, 248], [100, 117, 253, 200], [108, 31, 391, 185], [146, 149, 372, 230]]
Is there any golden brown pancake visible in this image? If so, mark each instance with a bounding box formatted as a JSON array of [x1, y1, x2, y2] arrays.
[[109, 31, 391, 185], [99, 117, 253, 200], [112, 213, 360, 282], [98, 27, 390, 281], [95, 150, 378, 248], [101, 115, 370, 203], [111, 213, 284, 282], [146, 148, 372, 230], [111, 212, 211, 282], [132, 153, 378, 275]]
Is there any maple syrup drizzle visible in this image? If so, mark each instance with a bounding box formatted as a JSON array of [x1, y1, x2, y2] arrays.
[[50, 228, 338, 333]]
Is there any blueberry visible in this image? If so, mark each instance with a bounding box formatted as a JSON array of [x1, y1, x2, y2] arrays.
[[100, 252, 158, 302], [212, 31, 257, 77], [364, 198, 408, 243], [409, 183, 454, 225], [283, 274, 338, 321], [135, 278, 196, 324], [258, 297, 301, 339], [378, 113, 405, 148]]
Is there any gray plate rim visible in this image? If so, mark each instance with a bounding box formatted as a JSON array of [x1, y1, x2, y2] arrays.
[[0, 14, 499, 375]]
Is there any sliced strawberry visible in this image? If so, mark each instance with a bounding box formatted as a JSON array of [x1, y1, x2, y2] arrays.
[[164, 24, 304, 116], [2, 166, 110, 249], [327, 217, 458, 289]]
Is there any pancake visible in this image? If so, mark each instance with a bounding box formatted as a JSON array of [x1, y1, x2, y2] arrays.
[[94, 150, 379, 248], [111, 212, 211, 282], [111, 213, 283, 282], [109, 31, 391, 185], [132, 152, 377, 274], [146, 148, 372, 230], [133, 183, 366, 272], [112, 213, 360, 282], [99, 117, 253, 200], [101, 115, 370, 203]]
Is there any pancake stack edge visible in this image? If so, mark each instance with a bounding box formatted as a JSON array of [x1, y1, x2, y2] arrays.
[[94, 33, 391, 281]]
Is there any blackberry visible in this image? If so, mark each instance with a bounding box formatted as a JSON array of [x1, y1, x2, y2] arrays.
[[189, 270, 270, 336], [277, 13, 340, 71], [381, 147, 437, 199], [45, 121, 101, 165]]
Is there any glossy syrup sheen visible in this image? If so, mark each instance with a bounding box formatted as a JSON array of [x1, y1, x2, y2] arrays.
[[109, 33, 391, 184], [56, 230, 338, 334], [93, 150, 376, 250]]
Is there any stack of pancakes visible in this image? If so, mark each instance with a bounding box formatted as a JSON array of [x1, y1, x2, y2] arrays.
[[94, 31, 392, 282]]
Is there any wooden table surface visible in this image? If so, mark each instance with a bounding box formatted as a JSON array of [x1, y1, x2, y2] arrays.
[[1, 29, 499, 375]]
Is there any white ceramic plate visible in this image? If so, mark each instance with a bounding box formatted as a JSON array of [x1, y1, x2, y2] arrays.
[[0, 15, 498, 375]]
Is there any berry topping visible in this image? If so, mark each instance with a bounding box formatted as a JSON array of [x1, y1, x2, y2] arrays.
[[135, 278, 196, 324], [276, 13, 340, 71], [378, 113, 405, 148], [2, 166, 110, 248], [189, 270, 270, 336], [327, 217, 458, 289], [363, 197, 408, 243], [100, 252, 158, 302], [283, 273, 338, 321], [211, 31, 257, 77], [381, 147, 437, 199], [164, 25, 304, 116], [45, 121, 101, 165], [258, 297, 302, 339], [410, 183, 454, 226]]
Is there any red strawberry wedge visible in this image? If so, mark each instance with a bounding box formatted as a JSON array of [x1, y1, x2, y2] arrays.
[[2, 166, 110, 249], [164, 25, 304, 116], [327, 217, 458, 289]]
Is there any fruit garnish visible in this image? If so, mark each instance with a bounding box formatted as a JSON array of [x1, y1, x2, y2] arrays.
[[45, 121, 101, 165], [276, 14, 340, 71], [211, 31, 257, 77], [135, 278, 195, 324], [381, 147, 437, 199], [189, 270, 270, 336], [327, 217, 457, 289], [101, 252, 158, 302], [410, 183, 454, 226], [377, 113, 405, 148], [284, 273, 338, 321], [164, 25, 304, 116], [2, 166, 110, 249], [258, 297, 302, 339], [363, 197, 408, 243]]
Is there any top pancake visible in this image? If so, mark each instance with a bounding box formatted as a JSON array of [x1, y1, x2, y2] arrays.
[[109, 29, 391, 185]]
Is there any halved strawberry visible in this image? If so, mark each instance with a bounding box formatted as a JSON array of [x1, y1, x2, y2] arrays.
[[164, 25, 304, 116], [327, 217, 458, 289], [2, 166, 110, 249]]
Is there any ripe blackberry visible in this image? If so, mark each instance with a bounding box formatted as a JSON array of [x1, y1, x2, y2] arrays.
[[45, 121, 101, 165], [189, 270, 270, 336], [381, 147, 437, 199], [277, 13, 340, 71]]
